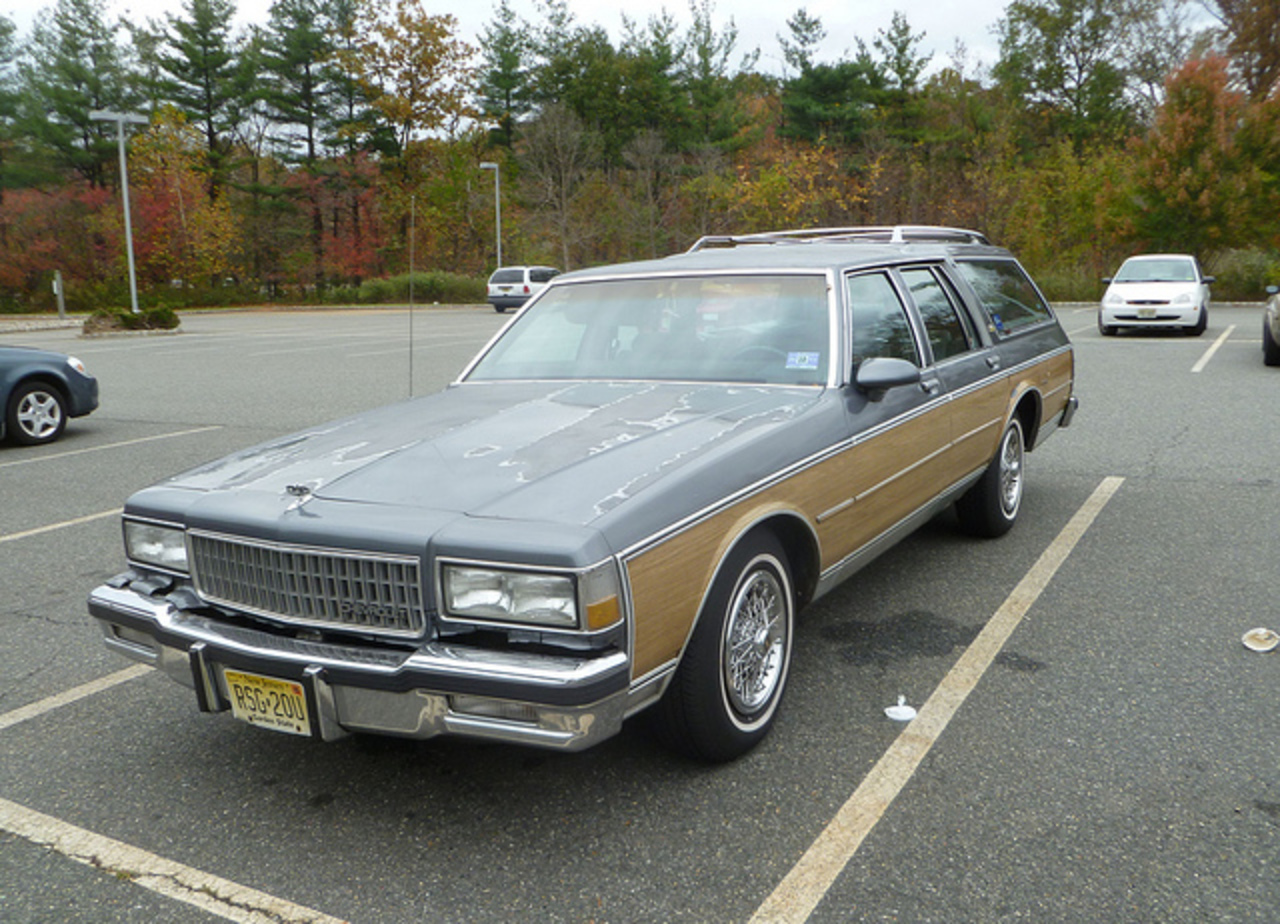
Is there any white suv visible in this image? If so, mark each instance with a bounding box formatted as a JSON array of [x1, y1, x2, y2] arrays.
[[486, 265, 560, 313], [1099, 254, 1214, 336]]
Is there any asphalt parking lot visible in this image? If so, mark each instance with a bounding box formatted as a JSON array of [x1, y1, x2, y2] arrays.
[[1, 304, 1277, 923]]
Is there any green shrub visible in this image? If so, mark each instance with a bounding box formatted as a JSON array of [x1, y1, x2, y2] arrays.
[[84, 306, 181, 333], [333, 272, 486, 306], [1026, 265, 1107, 303], [1207, 249, 1280, 300]]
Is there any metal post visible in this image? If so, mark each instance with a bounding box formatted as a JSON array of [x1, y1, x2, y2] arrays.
[[90, 110, 149, 314], [479, 162, 502, 268], [53, 270, 66, 319]]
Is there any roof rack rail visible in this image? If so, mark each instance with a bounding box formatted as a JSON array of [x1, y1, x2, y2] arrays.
[[687, 225, 991, 251]]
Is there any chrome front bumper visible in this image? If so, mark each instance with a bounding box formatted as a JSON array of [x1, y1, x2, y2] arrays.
[[89, 582, 633, 751]]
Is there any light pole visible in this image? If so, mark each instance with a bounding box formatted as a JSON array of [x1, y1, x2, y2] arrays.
[[90, 109, 149, 314], [479, 161, 502, 269]]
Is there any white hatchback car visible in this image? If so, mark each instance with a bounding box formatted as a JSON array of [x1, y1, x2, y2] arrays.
[[1099, 254, 1214, 336], [486, 265, 560, 313]]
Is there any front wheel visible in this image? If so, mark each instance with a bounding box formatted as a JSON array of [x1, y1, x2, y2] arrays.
[[1097, 314, 1117, 336], [651, 534, 795, 762], [1186, 306, 1208, 336], [956, 417, 1025, 538], [1263, 317, 1280, 366], [7, 381, 67, 445]]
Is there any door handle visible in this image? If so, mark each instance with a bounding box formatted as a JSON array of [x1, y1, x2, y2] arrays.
[[985, 356, 1001, 370], [920, 378, 941, 395]]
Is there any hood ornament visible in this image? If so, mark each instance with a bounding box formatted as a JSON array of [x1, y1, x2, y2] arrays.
[[284, 482, 318, 510]]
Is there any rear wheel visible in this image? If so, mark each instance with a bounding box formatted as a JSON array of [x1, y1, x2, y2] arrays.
[[956, 417, 1025, 538], [7, 381, 66, 445], [652, 534, 794, 762]]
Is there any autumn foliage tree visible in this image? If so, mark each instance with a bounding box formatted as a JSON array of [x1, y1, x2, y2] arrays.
[[129, 106, 236, 285], [2, 0, 1279, 311], [1126, 57, 1264, 257]]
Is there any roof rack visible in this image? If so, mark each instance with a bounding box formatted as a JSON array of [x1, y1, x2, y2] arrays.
[[687, 225, 992, 252]]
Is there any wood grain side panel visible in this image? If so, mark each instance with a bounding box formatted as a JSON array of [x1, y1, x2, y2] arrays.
[[949, 378, 1008, 473], [625, 474, 840, 679], [625, 403, 955, 680]]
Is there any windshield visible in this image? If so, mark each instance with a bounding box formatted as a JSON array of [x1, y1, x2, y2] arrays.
[[466, 274, 832, 386], [1114, 258, 1196, 283]]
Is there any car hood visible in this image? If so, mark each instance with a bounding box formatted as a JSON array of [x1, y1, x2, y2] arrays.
[[0, 345, 71, 365], [161, 381, 823, 529]]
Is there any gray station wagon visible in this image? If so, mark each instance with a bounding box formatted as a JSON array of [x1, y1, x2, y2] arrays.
[[90, 226, 1077, 761]]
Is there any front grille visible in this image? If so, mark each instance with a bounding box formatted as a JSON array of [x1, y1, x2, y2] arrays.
[[189, 531, 426, 638]]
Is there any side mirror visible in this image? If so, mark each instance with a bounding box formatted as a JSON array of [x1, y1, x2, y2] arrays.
[[1267, 285, 1279, 295], [1101, 277, 1113, 284], [855, 357, 921, 401], [1203, 275, 1217, 285]]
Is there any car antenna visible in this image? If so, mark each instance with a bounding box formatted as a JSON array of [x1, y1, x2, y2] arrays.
[[408, 194, 415, 398]]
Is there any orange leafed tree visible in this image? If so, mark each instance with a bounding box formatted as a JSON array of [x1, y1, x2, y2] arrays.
[[129, 107, 236, 286], [339, 0, 476, 152], [1126, 57, 1263, 257]]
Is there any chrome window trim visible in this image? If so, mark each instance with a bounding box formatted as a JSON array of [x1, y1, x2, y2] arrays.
[[458, 268, 843, 390]]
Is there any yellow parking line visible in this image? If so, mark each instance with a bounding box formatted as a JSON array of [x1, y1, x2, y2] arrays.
[[0, 425, 222, 469], [0, 797, 348, 923], [0, 507, 122, 544], [751, 476, 1125, 924], [0, 665, 151, 733], [1191, 325, 1236, 373]]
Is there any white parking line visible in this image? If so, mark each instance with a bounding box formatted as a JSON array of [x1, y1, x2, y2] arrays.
[[0, 426, 223, 470], [751, 476, 1125, 924], [0, 797, 348, 923], [0, 507, 122, 544], [0, 665, 150, 732], [1191, 325, 1236, 373]]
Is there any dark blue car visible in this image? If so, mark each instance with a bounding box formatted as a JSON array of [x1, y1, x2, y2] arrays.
[[1, 345, 99, 445]]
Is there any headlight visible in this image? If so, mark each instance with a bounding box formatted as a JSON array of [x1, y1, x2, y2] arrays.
[[1173, 292, 1192, 305], [124, 520, 189, 572], [65, 356, 88, 376], [441, 561, 622, 631], [1103, 292, 1124, 307]]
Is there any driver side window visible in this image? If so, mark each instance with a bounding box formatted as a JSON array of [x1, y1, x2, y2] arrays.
[[846, 272, 920, 367]]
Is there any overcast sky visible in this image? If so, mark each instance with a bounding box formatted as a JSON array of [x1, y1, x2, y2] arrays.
[[4, 0, 1010, 77]]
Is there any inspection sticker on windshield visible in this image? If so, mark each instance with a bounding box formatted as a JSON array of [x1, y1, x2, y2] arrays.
[[786, 352, 820, 370], [224, 669, 311, 736]]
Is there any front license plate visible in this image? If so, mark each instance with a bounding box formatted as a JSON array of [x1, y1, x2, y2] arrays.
[[224, 669, 311, 736], [1137, 307, 1157, 318]]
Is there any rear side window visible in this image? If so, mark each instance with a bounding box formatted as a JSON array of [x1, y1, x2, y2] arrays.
[[529, 268, 559, 283], [899, 266, 974, 363], [846, 271, 920, 366], [490, 269, 524, 284], [955, 260, 1052, 336]]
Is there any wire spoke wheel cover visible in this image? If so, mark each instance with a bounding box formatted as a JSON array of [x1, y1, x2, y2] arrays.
[[998, 424, 1024, 519], [956, 416, 1025, 538], [722, 563, 788, 718], [652, 534, 795, 761]]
